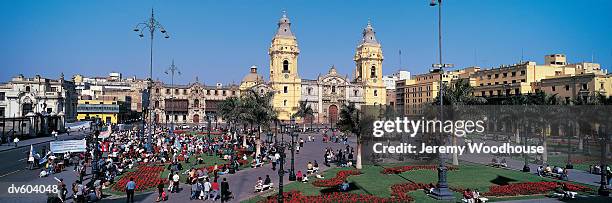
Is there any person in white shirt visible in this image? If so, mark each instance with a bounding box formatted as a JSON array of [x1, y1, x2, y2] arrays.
[[202, 178, 212, 200]]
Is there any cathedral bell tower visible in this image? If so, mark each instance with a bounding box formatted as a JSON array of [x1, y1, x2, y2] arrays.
[[269, 11, 301, 121], [354, 20, 385, 105]]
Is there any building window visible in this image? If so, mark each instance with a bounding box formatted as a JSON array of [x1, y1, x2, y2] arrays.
[[283, 100, 287, 106], [374, 90, 378, 96], [565, 85, 569, 91], [495, 74, 499, 78], [552, 86, 556, 91], [512, 80, 516, 83], [193, 99, 199, 108], [331, 86, 336, 93], [183, 89, 187, 95], [214, 90, 218, 95], [511, 72, 516, 77], [156, 88, 160, 93], [503, 73, 507, 77], [354, 90, 358, 96], [183, 115, 187, 121], [283, 60, 289, 73], [25, 86, 30, 92], [175, 89, 179, 94], [284, 86, 288, 93], [166, 89, 170, 94], [0, 107, 4, 117], [0, 92, 4, 101], [514, 88, 520, 95], [582, 83, 588, 90], [370, 66, 376, 78], [232, 91, 236, 95], [174, 115, 178, 121], [51, 87, 57, 92], [520, 79, 525, 82], [222, 90, 226, 96], [497, 90, 501, 95], [307, 88, 312, 95], [206, 90, 210, 95], [154, 101, 159, 108], [166, 115, 169, 121], [481, 91, 485, 96], [489, 90, 493, 96], [520, 70, 525, 75]]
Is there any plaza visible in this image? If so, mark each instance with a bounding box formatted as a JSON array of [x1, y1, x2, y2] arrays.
[[0, 1, 611, 203]]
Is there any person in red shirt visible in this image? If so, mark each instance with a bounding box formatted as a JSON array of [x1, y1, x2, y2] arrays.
[[211, 178, 220, 201]]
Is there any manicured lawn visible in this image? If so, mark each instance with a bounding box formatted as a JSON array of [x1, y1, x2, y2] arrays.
[[243, 162, 597, 203]]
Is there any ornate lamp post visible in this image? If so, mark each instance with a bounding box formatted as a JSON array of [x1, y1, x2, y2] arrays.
[[597, 125, 610, 196], [288, 117, 297, 181], [165, 60, 180, 136], [133, 8, 170, 152], [207, 115, 212, 141], [429, 0, 454, 200]]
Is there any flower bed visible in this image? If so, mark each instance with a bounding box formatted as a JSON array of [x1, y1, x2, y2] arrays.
[[312, 170, 360, 187], [258, 191, 407, 203], [390, 182, 431, 202], [112, 165, 168, 192], [381, 165, 458, 174], [483, 181, 591, 196]]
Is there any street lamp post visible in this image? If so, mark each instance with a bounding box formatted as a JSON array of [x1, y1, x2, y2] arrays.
[[207, 115, 212, 141], [288, 118, 297, 181], [133, 8, 170, 153], [165, 60, 180, 136], [276, 142, 286, 203], [429, 0, 454, 200], [597, 126, 610, 196]]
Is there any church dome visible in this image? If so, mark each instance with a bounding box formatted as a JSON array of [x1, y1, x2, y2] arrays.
[[242, 65, 264, 84]]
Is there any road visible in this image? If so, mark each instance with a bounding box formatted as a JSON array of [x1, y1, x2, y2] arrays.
[[0, 130, 89, 202]]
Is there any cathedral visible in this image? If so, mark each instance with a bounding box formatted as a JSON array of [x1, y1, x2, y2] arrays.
[[240, 12, 386, 123]]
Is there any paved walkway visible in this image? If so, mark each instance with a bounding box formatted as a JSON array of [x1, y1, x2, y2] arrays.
[[102, 132, 355, 203], [460, 137, 602, 186]]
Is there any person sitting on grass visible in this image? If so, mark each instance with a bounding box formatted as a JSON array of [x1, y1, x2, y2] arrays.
[[537, 165, 543, 177], [339, 180, 350, 192], [296, 170, 303, 182], [462, 188, 474, 203], [301, 174, 308, 183]]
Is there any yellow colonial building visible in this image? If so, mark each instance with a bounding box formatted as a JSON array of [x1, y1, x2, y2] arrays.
[[76, 99, 122, 124], [240, 13, 387, 122]]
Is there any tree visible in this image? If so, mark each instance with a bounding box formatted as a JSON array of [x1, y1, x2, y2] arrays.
[[432, 79, 486, 166], [241, 89, 275, 156], [337, 103, 363, 169], [294, 101, 314, 132], [218, 96, 241, 139]]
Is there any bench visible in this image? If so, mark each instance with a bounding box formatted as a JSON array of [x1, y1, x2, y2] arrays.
[[254, 183, 274, 193], [462, 198, 488, 203], [551, 191, 577, 199], [251, 162, 263, 168]]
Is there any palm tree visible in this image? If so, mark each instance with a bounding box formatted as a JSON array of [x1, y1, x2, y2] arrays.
[[337, 103, 363, 169], [294, 101, 314, 132], [432, 79, 486, 166], [241, 89, 275, 156], [218, 96, 241, 139]]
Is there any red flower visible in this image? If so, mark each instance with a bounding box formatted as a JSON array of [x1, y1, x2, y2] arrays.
[[381, 165, 458, 174], [112, 164, 168, 192], [312, 170, 361, 187], [482, 181, 591, 197]]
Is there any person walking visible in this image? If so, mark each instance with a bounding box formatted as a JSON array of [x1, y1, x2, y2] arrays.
[[202, 178, 211, 200], [172, 172, 180, 193], [156, 180, 165, 202], [221, 178, 230, 202], [211, 178, 220, 201], [126, 177, 136, 203], [13, 137, 19, 147]]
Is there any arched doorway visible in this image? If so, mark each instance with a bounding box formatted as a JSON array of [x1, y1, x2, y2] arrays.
[[328, 105, 338, 125], [193, 114, 200, 124]]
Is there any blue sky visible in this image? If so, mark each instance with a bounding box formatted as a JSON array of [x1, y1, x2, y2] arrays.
[[0, 0, 610, 85]]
